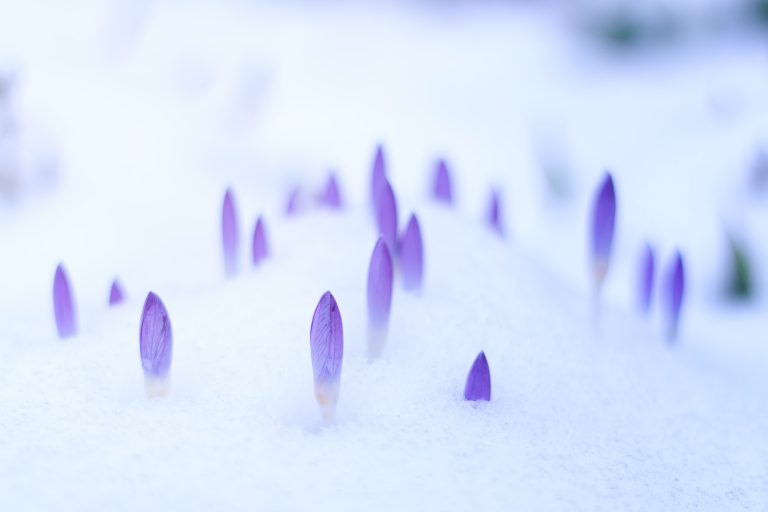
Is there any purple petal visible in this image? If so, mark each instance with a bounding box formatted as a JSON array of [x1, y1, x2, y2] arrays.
[[221, 187, 240, 278], [464, 351, 491, 401], [252, 215, 269, 265], [319, 172, 342, 208], [53, 263, 77, 338], [285, 187, 300, 216], [590, 172, 616, 288], [367, 238, 393, 359], [487, 188, 503, 237], [665, 251, 685, 342], [376, 180, 398, 254], [399, 214, 423, 292], [638, 244, 654, 314], [371, 144, 386, 212], [433, 159, 453, 203], [310, 291, 343, 422], [109, 278, 126, 306], [139, 292, 173, 380]]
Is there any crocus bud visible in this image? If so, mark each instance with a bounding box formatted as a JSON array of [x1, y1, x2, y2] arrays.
[[285, 187, 301, 216], [371, 145, 386, 212], [464, 351, 491, 401], [221, 187, 239, 278], [310, 291, 343, 424], [638, 244, 654, 314], [367, 238, 393, 361], [399, 214, 423, 292], [590, 172, 616, 291], [664, 251, 685, 342], [252, 215, 269, 266], [53, 263, 77, 338], [487, 189, 503, 237], [139, 292, 173, 398], [433, 159, 453, 204], [376, 181, 398, 255], [319, 172, 342, 208], [109, 278, 126, 307]]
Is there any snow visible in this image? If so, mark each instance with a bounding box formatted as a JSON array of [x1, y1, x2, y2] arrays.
[[1, 1, 767, 510]]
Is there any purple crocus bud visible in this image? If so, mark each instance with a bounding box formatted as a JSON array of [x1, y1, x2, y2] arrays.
[[399, 214, 423, 292], [464, 351, 491, 401], [53, 263, 77, 338], [221, 187, 239, 278], [433, 159, 453, 204], [367, 238, 393, 360], [252, 215, 269, 266], [109, 278, 126, 306], [376, 180, 398, 254], [285, 187, 300, 216], [590, 172, 616, 291], [319, 172, 342, 209], [638, 244, 655, 314], [487, 188, 503, 237], [371, 144, 386, 212], [310, 291, 344, 423], [664, 251, 685, 342], [139, 292, 173, 397]]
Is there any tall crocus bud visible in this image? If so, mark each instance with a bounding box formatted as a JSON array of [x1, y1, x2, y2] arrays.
[[319, 172, 342, 209], [53, 263, 77, 338], [399, 214, 423, 292], [310, 291, 344, 424], [487, 188, 503, 237], [376, 181, 398, 254], [367, 238, 393, 361], [664, 251, 685, 342], [433, 159, 453, 204], [371, 144, 386, 212], [252, 215, 269, 266], [221, 187, 239, 278], [139, 292, 173, 398], [590, 172, 616, 292], [109, 278, 126, 306], [638, 244, 654, 314], [464, 351, 491, 401]]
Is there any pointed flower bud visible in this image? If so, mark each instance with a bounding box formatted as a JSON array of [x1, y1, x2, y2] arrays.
[[53, 263, 77, 338], [433, 159, 453, 203], [371, 144, 386, 212], [310, 291, 344, 423], [319, 172, 342, 208], [399, 214, 423, 292], [139, 292, 173, 397], [638, 243, 654, 314], [109, 278, 126, 306], [590, 172, 616, 290], [376, 180, 398, 254], [221, 187, 240, 278], [285, 187, 300, 216], [252, 215, 269, 266], [367, 238, 393, 360], [664, 251, 685, 342], [487, 188, 503, 237], [464, 351, 491, 401]]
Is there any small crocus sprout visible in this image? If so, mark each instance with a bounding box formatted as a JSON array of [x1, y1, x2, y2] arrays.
[[433, 159, 453, 204], [590, 172, 616, 292], [399, 214, 423, 292], [664, 251, 685, 342], [221, 187, 240, 278], [487, 188, 503, 237], [725, 234, 753, 300], [109, 278, 126, 307], [371, 144, 386, 212], [464, 351, 491, 401], [252, 215, 269, 266], [638, 244, 655, 314], [53, 263, 77, 339], [319, 172, 342, 209], [285, 187, 300, 216], [310, 291, 344, 424], [367, 238, 394, 361], [376, 180, 398, 255], [139, 292, 173, 398]]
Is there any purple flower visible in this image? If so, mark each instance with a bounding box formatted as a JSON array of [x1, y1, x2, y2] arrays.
[[53, 263, 77, 339], [319, 172, 342, 208], [109, 278, 126, 306], [310, 291, 344, 423], [665, 251, 685, 342], [252, 215, 269, 266], [285, 187, 300, 216], [433, 159, 453, 203], [487, 189, 503, 237], [638, 244, 655, 314], [371, 144, 386, 212], [221, 187, 240, 278], [376, 180, 398, 254], [464, 351, 491, 401], [367, 238, 393, 360], [399, 214, 423, 292], [590, 172, 616, 290], [139, 292, 173, 397]]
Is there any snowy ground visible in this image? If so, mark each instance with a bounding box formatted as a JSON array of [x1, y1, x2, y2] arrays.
[[0, 1, 767, 510]]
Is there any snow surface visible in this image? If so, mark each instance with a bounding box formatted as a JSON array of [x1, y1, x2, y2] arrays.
[[0, 1, 767, 510]]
